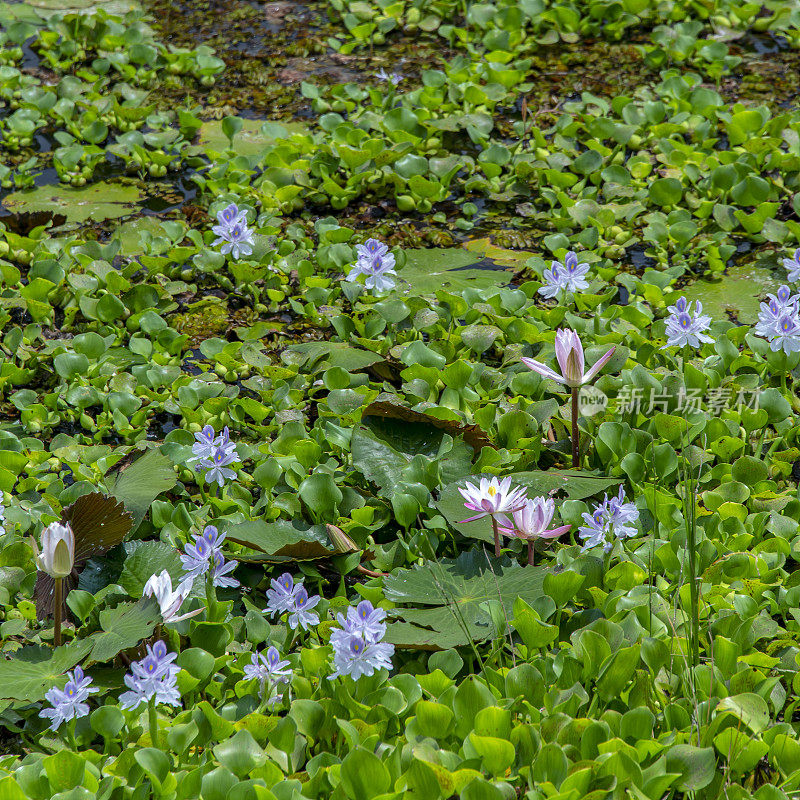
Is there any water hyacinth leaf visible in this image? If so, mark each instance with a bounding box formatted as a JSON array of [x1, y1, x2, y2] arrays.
[[43, 750, 85, 793], [716, 693, 769, 734], [340, 747, 391, 800], [117, 541, 183, 598], [213, 730, 264, 778], [665, 745, 716, 791]]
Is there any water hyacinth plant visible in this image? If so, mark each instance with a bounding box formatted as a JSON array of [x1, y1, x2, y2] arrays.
[[329, 599, 394, 680], [522, 329, 616, 468], [661, 297, 714, 349], [40, 665, 97, 731], [538, 250, 591, 300], [211, 202, 255, 259]]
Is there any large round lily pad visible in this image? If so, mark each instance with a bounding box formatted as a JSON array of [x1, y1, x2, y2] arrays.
[[2, 183, 143, 225], [397, 247, 515, 295], [682, 261, 783, 324]]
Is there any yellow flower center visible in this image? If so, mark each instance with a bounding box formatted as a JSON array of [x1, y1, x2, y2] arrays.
[[488, 487, 496, 497]]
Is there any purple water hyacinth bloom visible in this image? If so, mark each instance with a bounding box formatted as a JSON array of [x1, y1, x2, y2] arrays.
[[119, 641, 181, 710], [769, 311, 800, 354], [333, 600, 387, 644], [188, 425, 218, 463], [661, 298, 713, 349], [347, 250, 397, 292], [578, 487, 639, 553], [264, 572, 303, 615], [458, 476, 528, 529], [375, 68, 402, 85], [782, 248, 800, 282], [244, 646, 292, 704], [212, 215, 255, 259], [537, 252, 590, 300], [356, 238, 390, 261], [180, 526, 240, 591], [755, 298, 786, 338], [217, 202, 246, 227], [329, 633, 395, 680], [287, 586, 321, 630], [40, 665, 98, 730], [767, 285, 797, 311], [196, 447, 240, 487], [522, 329, 616, 389]]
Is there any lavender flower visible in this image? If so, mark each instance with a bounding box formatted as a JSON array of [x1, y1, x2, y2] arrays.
[[578, 487, 639, 553], [661, 298, 713, 349], [119, 641, 181, 710], [375, 68, 402, 86], [537, 251, 590, 300], [522, 329, 616, 389], [287, 587, 321, 631], [243, 646, 292, 704], [356, 238, 390, 261], [755, 298, 785, 338], [782, 248, 800, 282], [179, 526, 239, 591], [767, 311, 800, 354], [498, 496, 570, 542], [212, 205, 255, 259], [346, 249, 397, 292], [40, 666, 98, 730], [457, 476, 528, 529], [264, 572, 303, 615], [328, 599, 394, 681]]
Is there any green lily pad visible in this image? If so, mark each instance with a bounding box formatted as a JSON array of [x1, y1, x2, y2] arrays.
[[2, 183, 143, 224], [197, 119, 307, 157], [682, 261, 782, 324], [396, 248, 516, 295]]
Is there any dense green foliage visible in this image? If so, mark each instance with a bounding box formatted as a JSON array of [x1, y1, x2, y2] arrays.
[[2, 0, 800, 799]]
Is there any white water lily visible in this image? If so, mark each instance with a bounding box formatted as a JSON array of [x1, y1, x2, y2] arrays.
[[143, 569, 202, 623], [32, 522, 75, 579]]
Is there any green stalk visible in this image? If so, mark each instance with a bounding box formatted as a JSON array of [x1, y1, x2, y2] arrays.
[[54, 577, 63, 647], [148, 698, 159, 747], [571, 387, 580, 469], [491, 517, 501, 558]]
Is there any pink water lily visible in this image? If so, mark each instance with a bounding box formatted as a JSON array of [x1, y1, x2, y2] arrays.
[[521, 329, 617, 469], [458, 476, 528, 557], [521, 329, 616, 389], [499, 496, 570, 565]]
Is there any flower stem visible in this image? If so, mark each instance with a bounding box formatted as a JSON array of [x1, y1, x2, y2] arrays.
[[54, 577, 63, 647], [147, 698, 159, 747], [491, 517, 501, 558], [571, 388, 580, 469], [527, 541, 534, 566]]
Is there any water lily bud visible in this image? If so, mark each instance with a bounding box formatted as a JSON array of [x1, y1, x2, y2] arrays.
[[32, 522, 75, 579]]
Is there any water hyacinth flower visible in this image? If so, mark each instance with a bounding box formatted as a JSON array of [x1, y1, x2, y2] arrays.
[[40, 665, 98, 731], [347, 249, 398, 292], [755, 287, 800, 354], [287, 587, 321, 631], [783, 248, 800, 282], [578, 487, 639, 553], [243, 646, 292, 705], [767, 311, 800, 354], [119, 641, 181, 710], [458, 476, 528, 557], [32, 521, 74, 579], [212, 203, 255, 259], [375, 68, 402, 85], [196, 448, 240, 487], [192, 426, 241, 487], [498, 496, 570, 565], [537, 251, 590, 300], [329, 599, 394, 681], [179, 526, 239, 592], [661, 297, 713, 349], [143, 569, 201, 624], [264, 572, 303, 615]]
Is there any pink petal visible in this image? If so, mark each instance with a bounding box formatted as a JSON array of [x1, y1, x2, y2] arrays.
[[520, 357, 565, 385]]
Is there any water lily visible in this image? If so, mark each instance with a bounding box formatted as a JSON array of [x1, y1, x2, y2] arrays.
[[143, 569, 202, 624], [521, 329, 616, 469], [32, 521, 76, 646], [458, 476, 528, 557], [498, 496, 570, 565]]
